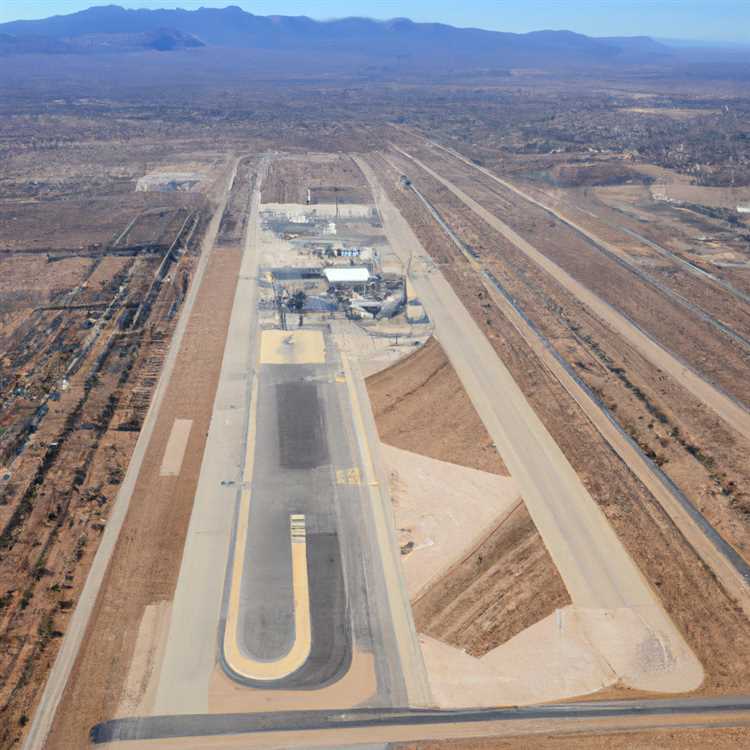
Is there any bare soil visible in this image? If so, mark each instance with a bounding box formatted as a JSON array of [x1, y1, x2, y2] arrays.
[[367, 337, 569, 655], [262, 153, 370, 204], [395, 724, 750, 749], [366, 337, 506, 476], [413, 502, 571, 656]]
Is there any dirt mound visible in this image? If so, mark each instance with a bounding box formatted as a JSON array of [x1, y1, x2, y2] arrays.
[[366, 337, 507, 475], [412, 502, 570, 656]]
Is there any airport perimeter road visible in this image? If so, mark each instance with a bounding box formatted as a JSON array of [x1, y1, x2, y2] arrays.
[[357, 156, 702, 693], [21, 155, 244, 750], [92, 695, 750, 746]]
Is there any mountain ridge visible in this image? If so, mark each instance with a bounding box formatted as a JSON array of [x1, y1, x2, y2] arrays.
[[0, 4, 672, 66]]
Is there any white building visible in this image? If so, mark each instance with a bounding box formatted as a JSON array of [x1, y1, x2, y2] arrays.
[[323, 267, 370, 287]]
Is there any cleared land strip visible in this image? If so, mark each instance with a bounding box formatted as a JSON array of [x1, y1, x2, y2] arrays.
[[393, 146, 750, 444], [357, 156, 702, 694], [399, 168, 750, 616], [618, 225, 750, 308]]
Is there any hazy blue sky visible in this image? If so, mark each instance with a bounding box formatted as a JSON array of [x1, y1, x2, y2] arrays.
[[1, 1, 749, 43]]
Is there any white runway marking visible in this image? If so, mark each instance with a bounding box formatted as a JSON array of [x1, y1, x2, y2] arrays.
[[160, 419, 193, 477]]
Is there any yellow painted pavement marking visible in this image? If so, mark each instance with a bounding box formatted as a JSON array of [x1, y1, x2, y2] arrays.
[[259, 329, 325, 365], [222, 377, 312, 681], [336, 467, 361, 486]]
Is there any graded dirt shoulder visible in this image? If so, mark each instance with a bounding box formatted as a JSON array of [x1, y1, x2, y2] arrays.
[[395, 724, 750, 749], [382, 444, 520, 600], [366, 337, 508, 476]]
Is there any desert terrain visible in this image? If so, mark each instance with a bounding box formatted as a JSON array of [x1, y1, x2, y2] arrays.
[[0, 11, 749, 749]]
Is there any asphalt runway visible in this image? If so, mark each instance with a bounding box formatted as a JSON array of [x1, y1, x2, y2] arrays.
[[222, 356, 353, 687]]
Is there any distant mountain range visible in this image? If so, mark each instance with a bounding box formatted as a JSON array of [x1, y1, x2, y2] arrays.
[[0, 4, 674, 67]]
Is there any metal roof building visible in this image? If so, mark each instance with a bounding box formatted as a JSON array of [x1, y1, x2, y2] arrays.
[[323, 267, 370, 285]]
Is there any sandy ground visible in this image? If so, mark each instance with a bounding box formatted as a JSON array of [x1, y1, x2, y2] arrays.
[[261, 202, 373, 218], [207, 649, 377, 713], [652, 181, 750, 208], [366, 338, 507, 476], [412, 503, 570, 658], [262, 153, 370, 204], [397, 724, 750, 749], [115, 601, 172, 718], [382, 444, 519, 599], [159, 419, 193, 476], [331, 318, 431, 379], [418, 606, 615, 707]]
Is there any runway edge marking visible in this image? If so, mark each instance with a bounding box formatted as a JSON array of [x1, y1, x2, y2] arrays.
[[340, 351, 433, 707]]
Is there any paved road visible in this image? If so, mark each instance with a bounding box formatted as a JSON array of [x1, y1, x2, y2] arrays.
[[356, 156, 702, 694], [221, 341, 355, 688], [21, 154, 244, 750], [91, 695, 750, 744], [395, 143, 750, 443]]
